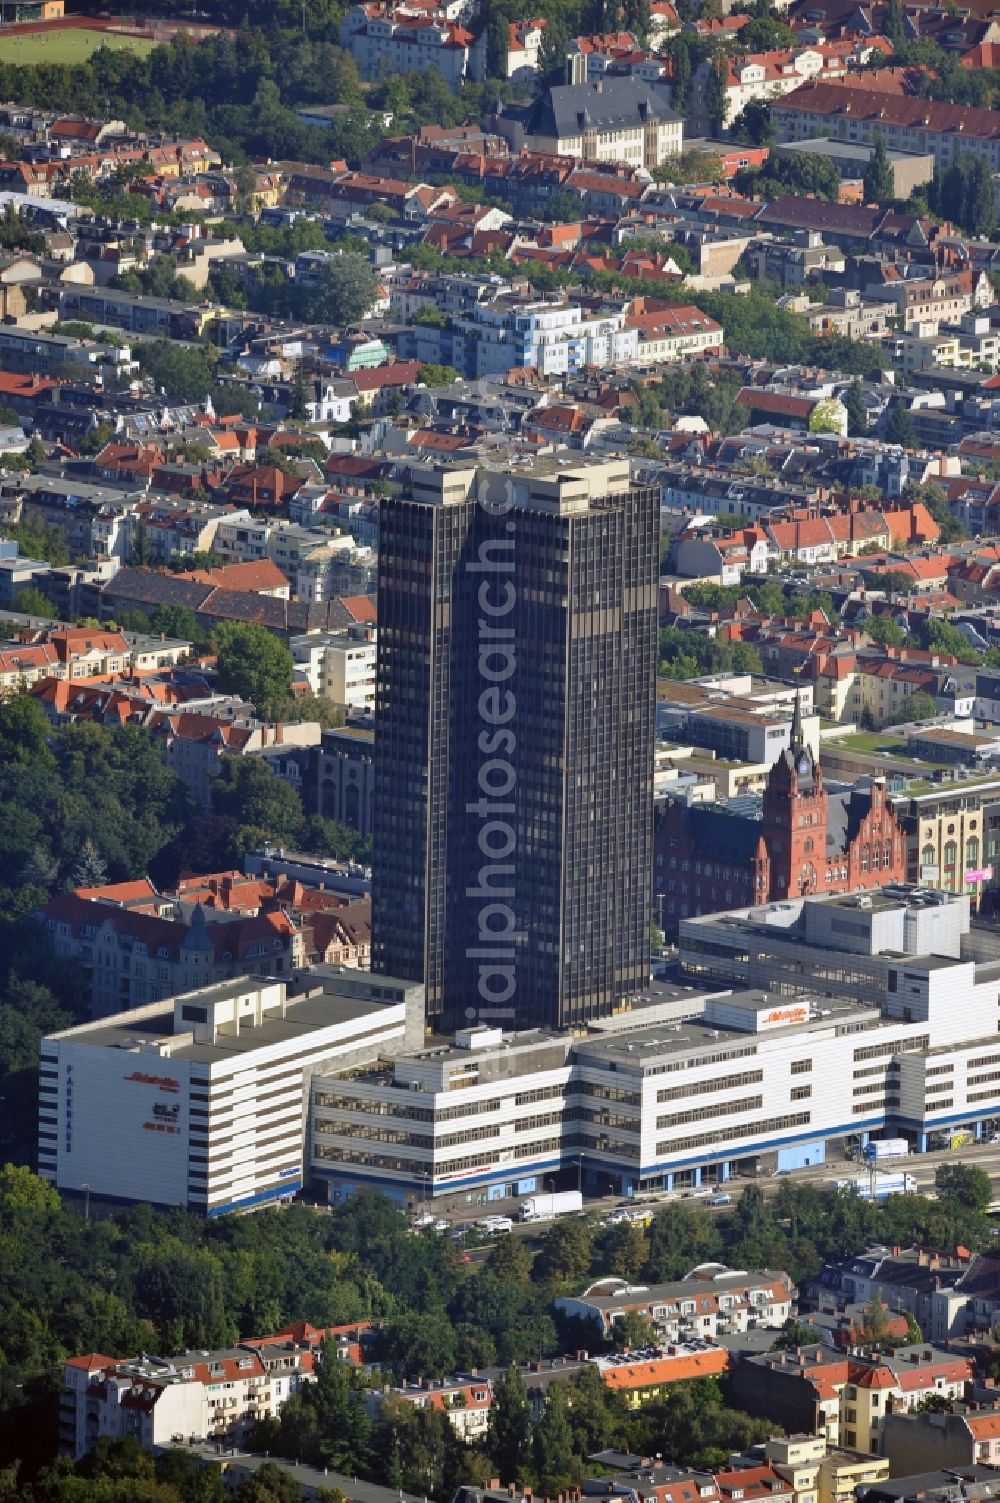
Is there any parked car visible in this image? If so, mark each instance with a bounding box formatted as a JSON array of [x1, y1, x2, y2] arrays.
[[478, 1215, 514, 1233], [708, 1193, 732, 1206]]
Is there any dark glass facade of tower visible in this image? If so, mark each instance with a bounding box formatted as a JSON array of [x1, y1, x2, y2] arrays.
[[372, 468, 658, 1032]]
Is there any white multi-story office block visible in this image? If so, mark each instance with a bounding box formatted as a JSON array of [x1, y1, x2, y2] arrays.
[[312, 1025, 575, 1206], [309, 886, 1000, 1205], [39, 969, 422, 1216]]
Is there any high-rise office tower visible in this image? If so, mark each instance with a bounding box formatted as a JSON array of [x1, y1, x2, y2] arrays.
[[372, 458, 658, 1031]]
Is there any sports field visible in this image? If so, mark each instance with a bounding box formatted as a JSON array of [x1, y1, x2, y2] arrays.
[[0, 27, 156, 63]]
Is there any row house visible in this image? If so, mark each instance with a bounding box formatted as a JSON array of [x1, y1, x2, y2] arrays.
[[868, 268, 992, 337], [339, 3, 477, 87], [555, 1266, 795, 1342], [368, 1379, 493, 1443], [627, 299, 725, 365], [0, 627, 186, 697], [773, 82, 1000, 176], [60, 1320, 363, 1459], [691, 40, 881, 133], [38, 890, 304, 1016], [881, 1406, 1000, 1476], [130, 499, 248, 564], [732, 1343, 974, 1453]]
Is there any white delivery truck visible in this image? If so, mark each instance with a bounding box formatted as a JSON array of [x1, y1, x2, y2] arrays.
[[863, 1138, 910, 1161], [836, 1172, 917, 1200], [519, 1190, 584, 1222]]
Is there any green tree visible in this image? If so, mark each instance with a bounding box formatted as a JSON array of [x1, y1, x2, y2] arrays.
[[704, 59, 727, 135], [670, 43, 692, 115], [863, 134, 895, 205], [861, 1292, 893, 1348], [592, 1220, 649, 1278], [137, 340, 217, 402], [132, 1239, 233, 1351], [534, 1216, 594, 1286], [487, 1366, 532, 1484], [964, 156, 996, 238], [6, 518, 70, 567], [770, 1318, 817, 1350], [150, 605, 200, 643], [302, 255, 378, 325], [885, 400, 916, 448], [808, 398, 845, 435], [865, 614, 906, 647], [935, 1162, 991, 1214], [614, 1308, 657, 1349], [213, 622, 294, 717], [903, 690, 939, 722], [533, 1384, 577, 1493], [211, 757, 304, 846], [382, 1309, 457, 1379], [0, 1162, 60, 1211], [730, 96, 773, 145], [844, 379, 869, 437], [488, 1232, 533, 1284], [644, 1203, 722, 1280], [14, 586, 55, 618], [417, 363, 460, 386], [71, 837, 108, 889], [731, 641, 764, 674], [545, 189, 583, 222]]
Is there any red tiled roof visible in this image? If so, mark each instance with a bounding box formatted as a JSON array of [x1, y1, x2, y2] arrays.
[[353, 361, 422, 392], [775, 79, 1000, 138]]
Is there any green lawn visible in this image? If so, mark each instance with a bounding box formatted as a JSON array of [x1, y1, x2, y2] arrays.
[[827, 732, 909, 755], [0, 27, 156, 64]]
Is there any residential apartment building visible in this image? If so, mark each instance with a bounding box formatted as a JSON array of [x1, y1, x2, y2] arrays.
[[59, 1332, 326, 1459], [148, 712, 321, 809], [369, 1379, 493, 1442], [339, 2, 475, 86], [762, 1433, 889, 1503], [291, 626, 377, 711], [372, 456, 657, 1032], [868, 268, 991, 337], [731, 1344, 974, 1453], [555, 1266, 794, 1341], [691, 44, 872, 134], [898, 313, 1000, 374], [0, 625, 187, 697], [39, 887, 305, 1015], [442, 295, 638, 379], [773, 83, 1000, 176], [894, 772, 1000, 902], [627, 301, 724, 365], [810, 1244, 1000, 1343], [130, 499, 249, 564], [881, 1407, 1000, 1476], [39, 970, 423, 1214]]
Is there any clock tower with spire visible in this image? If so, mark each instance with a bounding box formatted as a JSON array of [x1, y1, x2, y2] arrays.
[[760, 693, 828, 899]]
